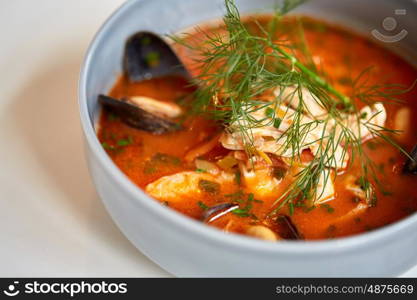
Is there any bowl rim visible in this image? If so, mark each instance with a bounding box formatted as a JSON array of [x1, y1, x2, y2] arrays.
[[78, 0, 417, 255]]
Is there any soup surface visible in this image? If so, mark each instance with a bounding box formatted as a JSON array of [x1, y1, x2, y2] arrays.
[[98, 16, 417, 240]]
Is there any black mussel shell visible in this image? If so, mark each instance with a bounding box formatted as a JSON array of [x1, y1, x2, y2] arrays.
[[202, 203, 240, 223], [404, 144, 417, 174], [98, 94, 180, 134], [123, 32, 190, 82], [275, 214, 303, 240]]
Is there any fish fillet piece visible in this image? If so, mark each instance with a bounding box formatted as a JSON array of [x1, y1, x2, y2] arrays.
[[145, 171, 234, 202]]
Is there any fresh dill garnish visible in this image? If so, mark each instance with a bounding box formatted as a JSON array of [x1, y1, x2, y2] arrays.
[[172, 0, 414, 214]]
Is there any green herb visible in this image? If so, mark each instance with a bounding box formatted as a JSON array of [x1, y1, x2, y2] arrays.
[[196, 168, 206, 173], [101, 142, 115, 150], [143, 152, 181, 174], [141, 36, 151, 45], [198, 180, 220, 194], [230, 192, 261, 217], [117, 136, 133, 146], [320, 203, 335, 213], [143, 166, 156, 174], [265, 107, 275, 118], [273, 118, 282, 129], [231, 208, 250, 217], [234, 170, 242, 185], [153, 152, 181, 165], [197, 201, 209, 210], [145, 51, 160, 67], [303, 205, 316, 213]]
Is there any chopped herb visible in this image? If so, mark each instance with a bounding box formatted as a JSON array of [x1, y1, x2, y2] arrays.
[[247, 193, 254, 202], [140, 36, 151, 45], [230, 192, 261, 218], [360, 112, 368, 119], [101, 142, 115, 150], [195, 168, 206, 173], [303, 205, 316, 213], [143, 152, 182, 174], [265, 107, 275, 118], [273, 118, 282, 129], [295, 200, 305, 207], [234, 170, 241, 185], [145, 51, 160, 67], [231, 208, 250, 217], [153, 153, 181, 165], [198, 180, 220, 194], [143, 166, 156, 174], [320, 203, 335, 213], [117, 136, 133, 146], [197, 201, 209, 210], [224, 190, 244, 202]]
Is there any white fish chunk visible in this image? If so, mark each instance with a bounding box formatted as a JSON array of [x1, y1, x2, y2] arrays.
[[274, 86, 328, 119], [129, 96, 182, 119], [313, 168, 335, 204], [145, 171, 233, 203]]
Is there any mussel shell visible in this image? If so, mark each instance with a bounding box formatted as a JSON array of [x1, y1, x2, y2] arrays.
[[202, 203, 240, 223], [123, 32, 190, 82], [403, 144, 417, 174], [275, 214, 303, 240], [99, 95, 180, 134]]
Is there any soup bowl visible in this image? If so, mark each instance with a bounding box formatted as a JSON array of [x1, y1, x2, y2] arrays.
[[79, 0, 417, 277]]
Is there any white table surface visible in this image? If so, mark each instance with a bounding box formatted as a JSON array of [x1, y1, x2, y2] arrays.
[[0, 0, 415, 277]]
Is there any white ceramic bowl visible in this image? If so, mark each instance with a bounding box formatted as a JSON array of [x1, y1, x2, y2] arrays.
[[79, 0, 417, 277]]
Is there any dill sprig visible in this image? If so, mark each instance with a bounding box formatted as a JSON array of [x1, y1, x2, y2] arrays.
[[173, 0, 412, 214]]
